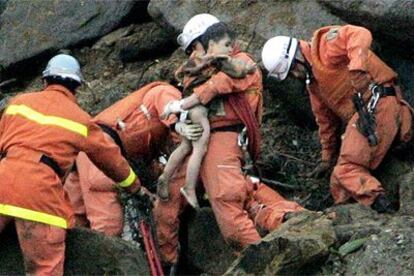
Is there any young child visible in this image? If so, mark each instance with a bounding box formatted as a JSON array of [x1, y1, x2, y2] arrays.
[[157, 27, 256, 209]]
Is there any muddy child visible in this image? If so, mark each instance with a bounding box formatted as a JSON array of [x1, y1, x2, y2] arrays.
[[157, 27, 256, 209]]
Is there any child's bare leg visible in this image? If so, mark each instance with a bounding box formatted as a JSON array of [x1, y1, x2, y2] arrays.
[[158, 139, 192, 201], [180, 106, 210, 209]]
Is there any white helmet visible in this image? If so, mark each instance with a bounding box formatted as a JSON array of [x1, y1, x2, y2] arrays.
[[42, 54, 83, 84], [261, 36, 298, 81], [177, 13, 220, 51]]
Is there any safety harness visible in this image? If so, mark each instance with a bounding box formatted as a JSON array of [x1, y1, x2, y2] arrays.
[[353, 84, 396, 146]]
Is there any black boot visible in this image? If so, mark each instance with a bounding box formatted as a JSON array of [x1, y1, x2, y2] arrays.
[[371, 194, 397, 214]]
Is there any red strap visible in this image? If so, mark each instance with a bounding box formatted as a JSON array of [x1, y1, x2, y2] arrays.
[[227, 93, 261, 161]]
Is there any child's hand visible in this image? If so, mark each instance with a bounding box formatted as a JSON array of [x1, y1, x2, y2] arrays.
[[160, 100, 184, 120]]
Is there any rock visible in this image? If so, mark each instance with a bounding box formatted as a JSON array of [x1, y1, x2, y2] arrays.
[[148, 0, 344, 123], [225, 211, 336, 275], [319, 0, 414, 50], [399, 169, 414, 214], [185, 207, 236, 274], [0, 0, 140, 70], [92, 22, 176, 62], [328, 204, 385, 243], [373, 155, 413, 213], [0, 225, 150, 274]]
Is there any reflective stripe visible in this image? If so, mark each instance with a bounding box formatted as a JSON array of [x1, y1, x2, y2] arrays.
[[118, 167, 137, 188], [0, 203, 67, 228], [139, 104, 152, 120], [5, 104, 88, 137]]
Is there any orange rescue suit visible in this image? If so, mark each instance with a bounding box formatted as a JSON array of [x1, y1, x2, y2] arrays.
[[301, 25, 412, 205], [154, 51, 303, 264], [64, 82, 181, 235], [0, 85, 136, 229]]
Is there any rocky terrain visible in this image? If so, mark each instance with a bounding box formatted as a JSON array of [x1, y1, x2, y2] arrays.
[[1, 0, 414, 275]]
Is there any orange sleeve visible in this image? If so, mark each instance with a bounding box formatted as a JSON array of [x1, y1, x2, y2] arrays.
[[308, 89, 341, 162], [144, 85, 182, 126], [154, 86, 182, 126], [193, 53, 259, 105], [337, 25, 373, 71], [81, 122, 137, 188]]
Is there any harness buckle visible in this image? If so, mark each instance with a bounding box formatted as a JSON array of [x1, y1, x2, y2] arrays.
[[238, 127, 248, 148], [367, 84, 381, 113]]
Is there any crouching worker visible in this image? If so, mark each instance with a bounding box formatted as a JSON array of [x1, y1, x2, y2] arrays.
[[153, 14, 304, 269], [157, 36, 256, 209], [262, 25, 413, 213], [64, 81, 201, 236], [0, 54, 142, 275]]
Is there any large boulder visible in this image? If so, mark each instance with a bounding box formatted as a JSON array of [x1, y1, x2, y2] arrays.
[[148, 0, 344, 123], [225, 211, 336, 275], [319, 0, 414, 50], [0, 0, 142, 71], [0, 226, 150, 275]]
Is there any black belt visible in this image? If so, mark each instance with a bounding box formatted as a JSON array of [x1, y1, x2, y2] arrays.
[[98, 123, 127, 157], [211, 124, 244, 133], [0, 151, 64, 178], [40, 155, 64, 177], [372, 85, 396, 97]]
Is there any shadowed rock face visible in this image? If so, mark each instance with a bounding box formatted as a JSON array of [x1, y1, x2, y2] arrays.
[[0, 0, 140, 70], [0, 226, 149, 275]]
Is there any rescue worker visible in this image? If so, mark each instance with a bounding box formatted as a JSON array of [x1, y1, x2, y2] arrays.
[[153, 13, 304, 267], [64, 82, 203, 236], [261, 25, 413, 213], [0, 54, 142, 275]]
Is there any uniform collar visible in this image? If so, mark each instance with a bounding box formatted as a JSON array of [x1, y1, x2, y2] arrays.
[[44, 84, 77, 103]]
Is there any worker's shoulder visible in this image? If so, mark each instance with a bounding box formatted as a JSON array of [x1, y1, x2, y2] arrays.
[[232, 51, 255, 63], [147, 82, 181, 96]]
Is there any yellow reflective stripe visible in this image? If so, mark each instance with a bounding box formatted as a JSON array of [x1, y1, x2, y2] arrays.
[[0, 203, 67, 229], [5, 104, 88, 137], [118, 168, 137, 188]]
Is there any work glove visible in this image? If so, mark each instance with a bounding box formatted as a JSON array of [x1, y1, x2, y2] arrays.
[[175, 121, 203, 141], [307, 160, 334, 179], [350, 70, 372, 93], [160, 100, 185, 120], [127, 179, 156, 203]]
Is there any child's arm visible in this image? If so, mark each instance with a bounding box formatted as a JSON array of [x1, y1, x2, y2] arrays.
[[212, 55, 256, 78]]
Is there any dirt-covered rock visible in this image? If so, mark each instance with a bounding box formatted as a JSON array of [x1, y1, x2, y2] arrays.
[[0, 0, 142, 70], [225, 211, 336, 275], [0, 226, 149, 274]]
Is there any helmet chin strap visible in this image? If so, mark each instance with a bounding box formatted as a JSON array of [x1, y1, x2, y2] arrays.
[[294, 58, 313, 85]]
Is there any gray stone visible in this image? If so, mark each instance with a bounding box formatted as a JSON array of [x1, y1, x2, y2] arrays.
[[319, 0, 414, 49], [0, 226, 150, 274], [0, 0, 139, 70]]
